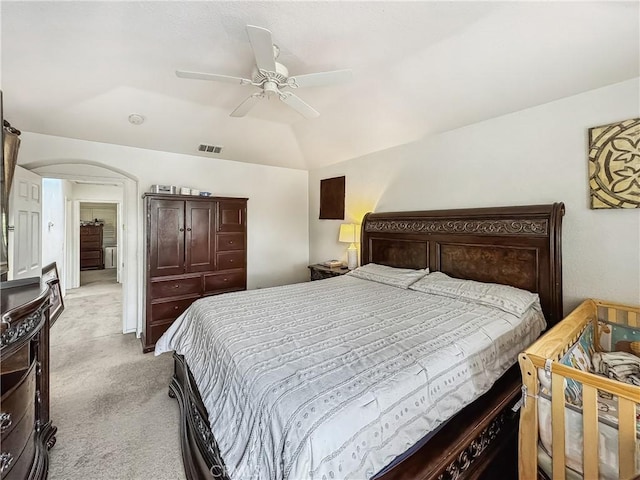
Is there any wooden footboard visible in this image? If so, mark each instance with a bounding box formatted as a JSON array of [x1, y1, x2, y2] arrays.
[[519, 299, 640, 480]]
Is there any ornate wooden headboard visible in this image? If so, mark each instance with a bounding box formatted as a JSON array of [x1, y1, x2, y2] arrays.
[[361, 203, 565, 327]]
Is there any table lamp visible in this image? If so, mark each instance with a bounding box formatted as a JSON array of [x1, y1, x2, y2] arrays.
[[339, 223, 360, 270]]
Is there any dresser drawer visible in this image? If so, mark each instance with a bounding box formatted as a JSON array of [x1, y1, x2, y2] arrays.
[[204, 271, 246, 294], [2, 431, 34, 480], [150, 276, 201, 300], [81, 250, 101, 259], [217, 251, 244, 271], [216, 233, 245, 252], [0, 363, 35, 440], [150, 297, 199, 324], [81, 241, 102, 250], [0, 396, 34, 477]]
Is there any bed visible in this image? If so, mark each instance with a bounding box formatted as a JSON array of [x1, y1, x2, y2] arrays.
[[519, 299, 640, 480], [156, 202, 565, 480]]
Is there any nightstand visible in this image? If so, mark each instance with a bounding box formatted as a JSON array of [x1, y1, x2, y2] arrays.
[[308, 264, 350, 281]]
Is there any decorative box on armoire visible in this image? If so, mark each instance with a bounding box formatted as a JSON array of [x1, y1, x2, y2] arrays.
[[1, 278, 57, 479], [142, 194, 247, 353], [80, 225, 104, 270]]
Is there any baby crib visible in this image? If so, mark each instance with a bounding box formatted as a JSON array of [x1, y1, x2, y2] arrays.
[[518, 299, 640, 479]]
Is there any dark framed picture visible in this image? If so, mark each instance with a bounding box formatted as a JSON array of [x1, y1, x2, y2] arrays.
[[42, 262, 64, 326], [319, 176, 345, 220]]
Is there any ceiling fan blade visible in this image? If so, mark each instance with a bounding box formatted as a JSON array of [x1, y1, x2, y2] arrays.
[[287, 69, 353, 88], [246, 25, 276, 73], [279, 92, 320, 119], [176, 70, 252, 85], [230, 93, 263, 117]]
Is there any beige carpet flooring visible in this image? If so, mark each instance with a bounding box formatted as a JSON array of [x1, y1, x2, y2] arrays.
[[48, 269, 186, 479]]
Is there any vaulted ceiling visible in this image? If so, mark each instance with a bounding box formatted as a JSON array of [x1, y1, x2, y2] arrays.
[[2, 1, 638, 170]]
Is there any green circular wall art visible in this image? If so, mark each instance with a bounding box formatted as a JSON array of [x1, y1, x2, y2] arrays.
[[588, 118, 640, 209]]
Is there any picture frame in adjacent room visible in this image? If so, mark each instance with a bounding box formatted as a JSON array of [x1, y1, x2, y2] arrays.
[[588, 118, 640, 209], [42, 262, 64, 326], [319, 176, 345, 219]]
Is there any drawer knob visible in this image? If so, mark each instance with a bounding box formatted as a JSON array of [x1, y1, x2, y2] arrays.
[[173, 284, 180, 289], [223, 278, 228, 282], [229, 259, 234, 263], [229, 240, 234, 244], [0, 413, 12, 432], [0, 452, 13, 473], [174, 306, 179, 310]]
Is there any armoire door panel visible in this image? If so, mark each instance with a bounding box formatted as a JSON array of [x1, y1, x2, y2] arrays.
[[185, 201, 216, 273], [217, 201, 246, 232], [150, 200, 185, 277]]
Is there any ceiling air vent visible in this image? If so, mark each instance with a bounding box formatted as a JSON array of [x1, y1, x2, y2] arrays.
[[198, 144, 223, 154]]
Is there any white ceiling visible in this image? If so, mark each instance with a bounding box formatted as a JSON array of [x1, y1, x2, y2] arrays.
[[2, 1, 638, 170]]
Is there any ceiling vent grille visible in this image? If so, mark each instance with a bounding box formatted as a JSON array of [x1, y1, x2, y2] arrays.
[[198, 144, 223, 154]]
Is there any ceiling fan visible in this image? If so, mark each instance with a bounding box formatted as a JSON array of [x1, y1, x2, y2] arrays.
[[176, 25, 352, 119]]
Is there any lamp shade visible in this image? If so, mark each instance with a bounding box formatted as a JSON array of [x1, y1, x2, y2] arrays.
[[338, 224, 361, 244]]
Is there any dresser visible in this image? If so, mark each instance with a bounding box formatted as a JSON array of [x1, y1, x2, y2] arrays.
[[142, 194, 248, 353], [80, 225, 104, 270], [1, 278, 57, 479]]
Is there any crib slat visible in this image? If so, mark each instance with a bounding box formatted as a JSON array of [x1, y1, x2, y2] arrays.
[[607, 307, 617, 323], [552, 373, 567, 480], [582, 385, 599, 477], [619, 397, 636, 480], [628, 310, 638, 327]]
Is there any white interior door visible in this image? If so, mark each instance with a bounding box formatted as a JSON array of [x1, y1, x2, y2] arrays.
[[8, 166, 43, 280]]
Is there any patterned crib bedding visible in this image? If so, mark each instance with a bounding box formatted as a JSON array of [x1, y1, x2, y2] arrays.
[[537, 322, 640, 479], [156, 274, 546, 480]]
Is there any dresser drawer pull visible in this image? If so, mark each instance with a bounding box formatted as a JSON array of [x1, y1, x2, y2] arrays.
[[223, 278, 228, 282], [229, 259, 234, 263], [174, 306, 179, 310], [173, 284, 180, 289], [0, 452, 13, 474], [0, 413, 12, 432], [228, 240, 234, 245]]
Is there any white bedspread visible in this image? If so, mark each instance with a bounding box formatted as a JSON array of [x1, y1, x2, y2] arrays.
[[156, 275, 545, 480]]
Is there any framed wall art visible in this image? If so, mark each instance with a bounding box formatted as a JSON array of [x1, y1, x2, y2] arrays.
[[319, 176, 345, 220], [588, 118, 640, 209]]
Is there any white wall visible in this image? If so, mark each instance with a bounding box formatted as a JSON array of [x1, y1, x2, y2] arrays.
[[18, 134, 310, 290], [310, 78, 640, 312], [42, 178, 72, 293]]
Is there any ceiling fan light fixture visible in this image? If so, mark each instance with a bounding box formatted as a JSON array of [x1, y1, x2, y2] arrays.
[[175, 24, 352, 119]]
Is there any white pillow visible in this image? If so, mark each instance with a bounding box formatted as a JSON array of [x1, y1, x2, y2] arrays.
[[347, 263, 428, 289], [409, 271, 539, 316]]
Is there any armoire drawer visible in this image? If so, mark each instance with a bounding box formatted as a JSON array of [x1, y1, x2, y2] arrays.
[[0, 363, 35, 440], [216, 233, 245, 251], [146, 319, 177, 346], [150, 276, 201, 299], [81, 250, 101, 259], [204, 271, 246, 294], [217, 251, 244, 270], [150, 297, 199, 323]]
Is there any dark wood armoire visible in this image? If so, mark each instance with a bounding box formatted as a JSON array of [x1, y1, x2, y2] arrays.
[[142, 194, 247, 353]]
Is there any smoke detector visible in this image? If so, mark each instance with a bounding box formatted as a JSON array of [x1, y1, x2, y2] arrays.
[[128, 113, 145, 125]]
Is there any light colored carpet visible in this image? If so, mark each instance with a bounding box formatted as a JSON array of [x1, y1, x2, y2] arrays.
[[49, 269, 186, 480]]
